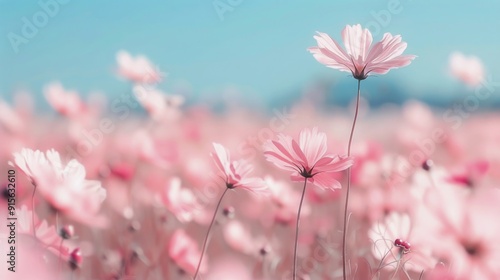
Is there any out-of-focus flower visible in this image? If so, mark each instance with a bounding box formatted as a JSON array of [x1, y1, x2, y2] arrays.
[[10, 149, 107, 227], [133, 85, 184, 121], [266, 176, 310, 224], [168, 229, 205, 276], [369, 212, 437, 273], [162, 177, 200, 223], [116, 50, 162, 84], [69, 248, 82, 270], [44, 82, 86, 117], [449, 52, 485, 86], [308, 24, 416, 80], [223, 220, 254, 254], [17, 205, 71, 259], [424, 185, 500, 279], [205, 255, 253, 280], [0, 100, 25, 133], [447, 160, 489, 187], [263, 127, 353, 191], [211, 143, 268, 194]]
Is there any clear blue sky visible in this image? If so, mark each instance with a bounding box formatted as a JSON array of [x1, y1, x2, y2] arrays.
[[1, 0, 499, 106]]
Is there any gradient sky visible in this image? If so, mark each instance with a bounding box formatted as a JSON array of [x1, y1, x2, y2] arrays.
[[1, 0, 499, 106]]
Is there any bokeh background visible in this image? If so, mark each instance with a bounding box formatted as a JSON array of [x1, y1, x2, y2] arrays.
[[2, 2, 500, 280], [1, 0, 499, 108]]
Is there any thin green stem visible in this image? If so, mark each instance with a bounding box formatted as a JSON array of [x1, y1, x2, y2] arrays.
[[342, 79, 361, 280]]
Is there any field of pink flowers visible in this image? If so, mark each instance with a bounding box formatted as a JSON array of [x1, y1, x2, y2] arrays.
[[1, 25, 499, 280]]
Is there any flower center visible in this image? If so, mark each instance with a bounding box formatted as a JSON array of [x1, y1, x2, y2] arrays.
[[463, 241, 483, 257], [299, 166, 314, 178], [394, 238, 411, 253]]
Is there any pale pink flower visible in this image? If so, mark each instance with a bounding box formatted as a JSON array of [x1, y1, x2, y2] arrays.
[[424, 185, 500, 279], [205, 256, 253, 280], [0, 100, 25, 133], [130, 130, 174, 168], [168, 229, 206, 276], [369, 212, 437, 273], [449, 52, 485, 86], [116, 50, 162, 84], [223, 220, 254, 254], [133, 85, 184, 121], [308, 24, 416, 80], [447, 160, 489, 187], [43, 82, 86, 117], [161, 177, 200, 223], [211, 143, 268, 194], [265, 176, 310, 224], [263, 127, 353, 191], [10, 148, 107, 227]]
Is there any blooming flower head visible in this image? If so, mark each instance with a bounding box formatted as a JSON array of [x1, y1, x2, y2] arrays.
[[263, 127, 353, 191], [369, 212, 437, 273], [308, 24, 416, 80], [211, 143, 268, 194], [10, 148, 107, 227]]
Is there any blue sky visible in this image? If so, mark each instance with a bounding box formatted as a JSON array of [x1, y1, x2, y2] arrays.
[[1, 0, 499, 107]]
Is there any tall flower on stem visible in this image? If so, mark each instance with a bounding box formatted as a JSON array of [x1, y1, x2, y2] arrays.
[[263, 127, 353, 280], [193, 143, 267, 279], [308, 24, 416, 280]]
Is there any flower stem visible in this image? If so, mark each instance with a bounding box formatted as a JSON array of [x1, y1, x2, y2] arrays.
[[56, 212, 63, 275], [193, 187, 229, 279], [31, 183, 37, 240], [342, 79, 361, 280], [293, 178, 308, 280]]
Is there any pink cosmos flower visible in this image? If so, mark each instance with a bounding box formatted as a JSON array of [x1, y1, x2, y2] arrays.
[[116, 50, 163, 84], [265, 176, 311, 224], [133, 85, 184, 121], [168, 229, 206, 276], [223, 220, 255, 255], [424, 185, 500, 279], [308, 24, 416, 80], [449, 52, 485, 86], [211, 143, 268, 194], [263, 127, 353, 191], [162, 177, 200, 223], [43, 82, 86, 117], [0, 100, 25, 133], [369, 212, 437, 274], [10, 148, 107, 227]]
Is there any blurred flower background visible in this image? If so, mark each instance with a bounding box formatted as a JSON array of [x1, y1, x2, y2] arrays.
[[1, 1, 500, 280]]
